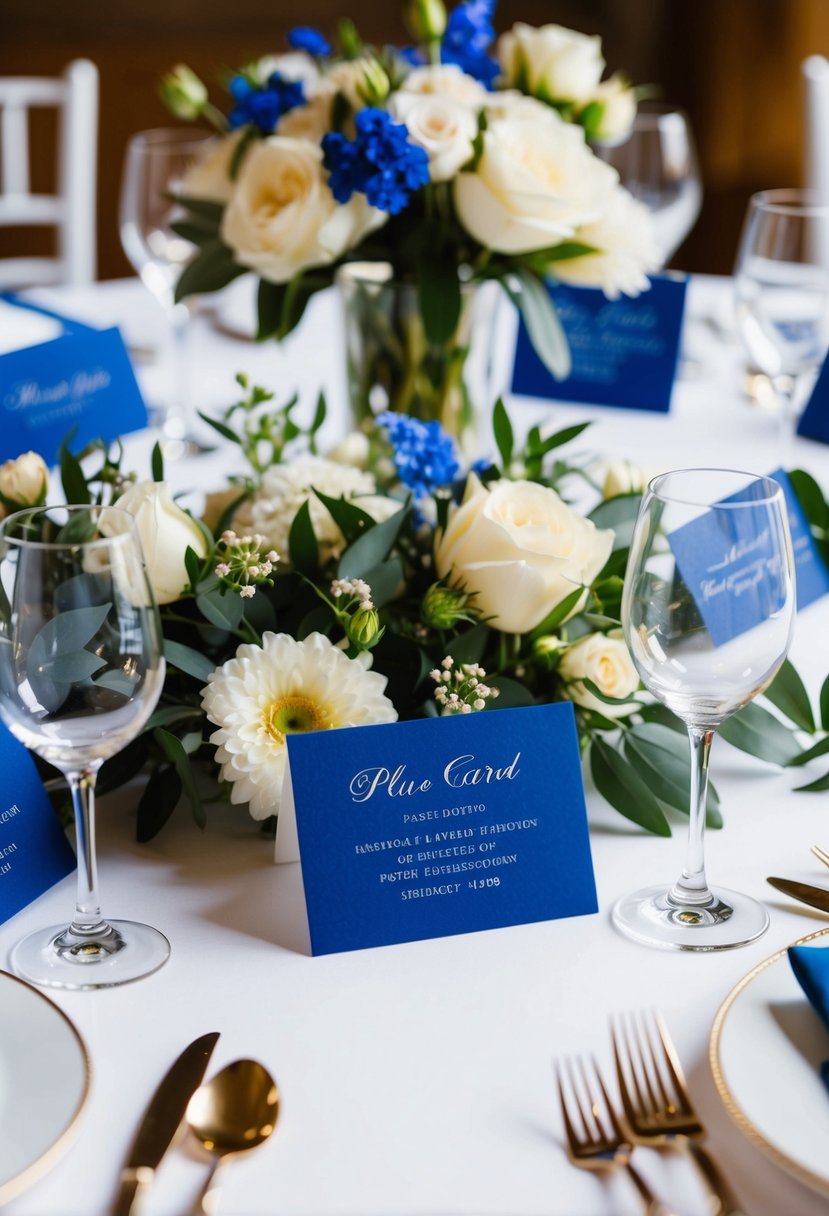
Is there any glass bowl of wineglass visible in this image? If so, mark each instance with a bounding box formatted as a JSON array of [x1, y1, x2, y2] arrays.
[[614, 468, 795, 951], [0, 505, 168, 988]]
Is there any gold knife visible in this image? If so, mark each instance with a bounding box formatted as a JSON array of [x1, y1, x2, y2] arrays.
[[111, 1032, 220, 1216], [767, 876, 829, 914]]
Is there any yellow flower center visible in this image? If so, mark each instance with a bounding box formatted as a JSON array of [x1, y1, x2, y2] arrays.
[[262, 695, 329, 744]]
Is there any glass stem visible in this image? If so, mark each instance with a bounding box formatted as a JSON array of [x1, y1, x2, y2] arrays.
[[166, 301, 191, 438], [67, 767, 109, 937], [670, 727, 715, 906]]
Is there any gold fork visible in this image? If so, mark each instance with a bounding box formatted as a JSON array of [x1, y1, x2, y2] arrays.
[[612, 1011, 745, 1216], [811, 845, 829, 870], [556, 1055, 673, 1215]]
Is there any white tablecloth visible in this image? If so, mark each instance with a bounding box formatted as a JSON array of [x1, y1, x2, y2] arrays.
[[2, 276, 829, 1216]]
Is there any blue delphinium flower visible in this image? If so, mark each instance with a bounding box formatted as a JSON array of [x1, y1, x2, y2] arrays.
[[227, 73, 306, 132], [322, 109, 430, 215], [441, 0, 499, 89], [287, 26, 332, 57], [378, 412, 460, 500]]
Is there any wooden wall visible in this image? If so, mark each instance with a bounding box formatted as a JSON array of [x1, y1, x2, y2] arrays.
[[2, 0, 828, 279]]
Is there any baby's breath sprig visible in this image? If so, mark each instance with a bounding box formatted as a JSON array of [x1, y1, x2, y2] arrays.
[[214, 530, 278, 598], [430, 656, 500, 715]]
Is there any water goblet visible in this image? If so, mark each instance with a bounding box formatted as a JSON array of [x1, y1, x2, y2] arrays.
[[119, 127, 215, 455], [734, 189, 829, 436], [613, 469, 795, 951], [0, 505, 168, 988]]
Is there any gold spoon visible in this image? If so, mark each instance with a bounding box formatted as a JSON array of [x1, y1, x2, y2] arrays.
[[186, 1059, 279, 1215], [812, 845, 829, 870]]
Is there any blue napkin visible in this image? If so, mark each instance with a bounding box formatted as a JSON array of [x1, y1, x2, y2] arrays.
[[788, 945, 829, 1091]]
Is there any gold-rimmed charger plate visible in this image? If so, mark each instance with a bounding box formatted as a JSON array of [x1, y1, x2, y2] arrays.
[[0, 969, 91, 1204], [710, 925, 829, 1197]]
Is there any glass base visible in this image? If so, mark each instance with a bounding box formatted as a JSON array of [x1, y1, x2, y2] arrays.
[[611, 883, 770, 952], [9, 919, 170, 990]]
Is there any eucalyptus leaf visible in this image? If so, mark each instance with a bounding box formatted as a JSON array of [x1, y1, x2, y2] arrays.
[[94, 669, 138, 697], [487, 676, 536, 708], [313, 490, 375, 545], [795, 768, 829, 793], [528, 587, 584, 639], [59, 443, 90, 505], [588, 494, 642, 550], [196, 586, 245, 631], [154, 728, 206, 828], [506, 270, 571, 380], [360, 557, 404, 609], [624, 723, 722, 827], [288, 500, 319, 575], [175, 239, 247, 302], [763, 659, 815, 732], [48, 651, 107, 682], [446, 623, 490, 665], [785, 734, 829, 768], [136, 765, 183, 842], [719, 702, 803, 766], [164, 639, 216, 683], [197, 412, 241, 444], [338, 504, 409, 580], [492, 398, 513, 470], [821, 672, 829, 731], [590, 736, 671, 835]]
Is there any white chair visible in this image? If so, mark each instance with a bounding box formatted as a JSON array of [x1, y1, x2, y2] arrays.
[[803, 54, 829, 203], [0, 59, 98, 289]]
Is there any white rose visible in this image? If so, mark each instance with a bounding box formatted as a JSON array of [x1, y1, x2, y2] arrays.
[[552, 186, 660, 297], [588, 74, 637, 144], [277, 78, 337, 140], [221, 137, 385, 283], [324, 58, 381, 111], [327, 431, 371, 468], [601, 460, 648, 499], [559, 630, 639, 717], [181, 132, 247, 204], [254, 51, 319, 85], [401, 64, 489, 106], [387, 92, 477, 182], [483, 89, 561, 126], [434, 474, 613, 634], [0, 451, 48, 506], [453, 112, 618, 253], [499, 23, 604, 104], [112, 480, 208, 605]]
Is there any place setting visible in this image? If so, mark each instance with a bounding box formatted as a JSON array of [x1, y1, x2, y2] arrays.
[[2, 2, 829, 1214]]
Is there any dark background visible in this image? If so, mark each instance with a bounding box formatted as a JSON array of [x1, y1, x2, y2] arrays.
[[3, 0, 828, 280]]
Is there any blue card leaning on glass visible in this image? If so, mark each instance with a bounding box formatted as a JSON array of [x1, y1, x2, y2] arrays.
[[788, 944, 829, 1093]]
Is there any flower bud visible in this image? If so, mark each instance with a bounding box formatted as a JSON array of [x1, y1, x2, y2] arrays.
[[421, 582, 473, 630], [347, 607, 383, 650], [159, 64, 209, 120], [0, 451, 49, 507], [533, 635, 565, 666], [406, 0, 447, 42], [356, 58, 391, 107]]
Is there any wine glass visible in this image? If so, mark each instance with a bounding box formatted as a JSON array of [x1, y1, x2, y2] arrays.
[[119, 127, 215, 454], [596, 103, 702, 267], [613, 469, 795, 951], [0, 505, 168, 988], [734, 189, 829, 432]]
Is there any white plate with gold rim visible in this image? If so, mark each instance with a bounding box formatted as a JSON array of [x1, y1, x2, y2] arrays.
[[0, 969, 91, 1203], [710, 925, 829, 1197]]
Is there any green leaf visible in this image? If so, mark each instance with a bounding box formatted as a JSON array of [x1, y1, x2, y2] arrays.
[[145, 705, 204, 731], [785, 734, 829, 767], [536, 421, 591, 454], [446, 623, 490, 665], [418, 258, 462, 345], [184, 544, 203, 592], [59, 442, 90, 505], [168, 219, 219, 247], [821, 672, 829, 731], [154, 728, 206, 829], [788, 468, 829, 531], [136, 764, 183, 842], [492, 397, 513, 470], [795, 768, 829, 793], [313, 490, 375, 546], [164, 638, 216, 683], [762, 659, 815, 732], [48, 651, 107, 682], [543, 239, 600, 263], [528, 587, 584, 639], [506, 270, 571, 380], [256, 273, 323, 340], [719, 702, 803, 766], [487, 676, 536, 708], [174, 239, 247, 302], [624, 723, 722, 827], [360, 557, 404, 609], [174, 195, 225, 223], [151, 441, 164, 483], [195, 585, 245, 631], [589, 736, 671, 835], [197, 411, 241, 444], [338, 504, 409, 580], [582, 677, 641, 709], [288, 500, 319, 575], [588, 494, 642, 550]]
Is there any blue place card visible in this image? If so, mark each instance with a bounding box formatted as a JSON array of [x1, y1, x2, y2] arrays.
[[797, 353, 829, 443], [282, 704, 598, 956], [0, 299, 148, 464], [511, 273, 688, 412], [0, 722, 75, 924]]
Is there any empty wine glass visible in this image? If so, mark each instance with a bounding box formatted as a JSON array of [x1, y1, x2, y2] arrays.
[[596, 103, 702, 267], [734, 189, 829, 433], [614, 469, 795, 951], [119, 127, 215, 454], [0, 505, 168, 988]]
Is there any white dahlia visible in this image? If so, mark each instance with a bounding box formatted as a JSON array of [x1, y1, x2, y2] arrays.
[[201, 631, 398, 819], [232, 454, 397, 563]]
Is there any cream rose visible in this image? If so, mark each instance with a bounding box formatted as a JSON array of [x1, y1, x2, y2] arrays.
[[324, 57, 383, 111], [277, 78, 337, 140], [483, 89, 561, 126], [0, 451, 48, 506], [111, 481, 208, 605], [434, 474, 613, 634], [453, 113, 618, 253], [221, 137, 385, 283], [181, 132, 246, 204], [559, 631, 639, 717], [588, 74, 637, 144], [601, 460, 648, 499], [499, 23, 604, 104], [388, 91, 477, 182], [553, 186, 660, 297], [401, 64, 489, 106]]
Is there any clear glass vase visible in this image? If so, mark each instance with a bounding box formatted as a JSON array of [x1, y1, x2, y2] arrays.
[[337, 261, 492, 446]]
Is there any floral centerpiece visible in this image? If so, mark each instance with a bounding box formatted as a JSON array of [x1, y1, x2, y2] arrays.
[[160, 1, 659, 439], [3, 394, 827, 843]]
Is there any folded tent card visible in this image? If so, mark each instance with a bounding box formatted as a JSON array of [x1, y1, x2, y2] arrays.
[[0, 295, 148, 465], [275, 703, 598, 956]]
